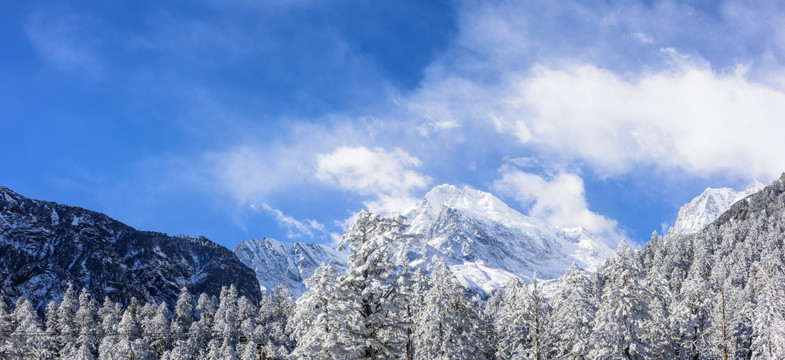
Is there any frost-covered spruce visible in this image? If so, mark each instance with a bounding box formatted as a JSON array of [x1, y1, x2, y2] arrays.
[[546, 263, 595, 359], [337, 210, 410, 359], [289, 263, 349, 359], [414, 256, 491, 360]]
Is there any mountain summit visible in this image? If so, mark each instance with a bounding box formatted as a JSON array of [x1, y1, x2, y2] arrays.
[[670, 180, 765, 235], [400, 184, 617, 294]]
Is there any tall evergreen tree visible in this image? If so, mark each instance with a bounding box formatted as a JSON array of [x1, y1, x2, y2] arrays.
[[547, 264, 596, 359], [289, 263, 350, 359], [590, 242, 654, 359], [337, 210, 410, 359]]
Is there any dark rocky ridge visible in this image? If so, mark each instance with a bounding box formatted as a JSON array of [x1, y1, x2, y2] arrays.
[[0, 186, 261, 310], [714, 173, 785, 226]]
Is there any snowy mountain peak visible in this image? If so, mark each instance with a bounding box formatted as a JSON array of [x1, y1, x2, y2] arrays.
[[402, 184, 615, 294], [670, 180, 765, 235], [408, 184, 548, 236], [238, 184, 616, 298]]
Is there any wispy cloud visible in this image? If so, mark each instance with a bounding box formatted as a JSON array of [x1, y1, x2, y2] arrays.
[[493, 164, 624, 246], [316, 146, 431, 214], [252, 203, 329, 240]]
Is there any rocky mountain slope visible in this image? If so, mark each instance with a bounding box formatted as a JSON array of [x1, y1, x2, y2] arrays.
[[0, 186, 261, 310], [670, 180, 764, 235], [233, 238, 346, 297]]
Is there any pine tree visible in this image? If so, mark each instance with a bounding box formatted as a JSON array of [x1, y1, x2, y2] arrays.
[[72, 288, 100, 359], [172, 287, 194, 342], [8, 297, 43, 359], [149, 302, 172, 357], [58, 282, 79, 355], [213, 285, 239, 345], [414, 257, 491, 360], [289, 263, 349, 359], [235, 295, 257, 355], [337, 210, 410, 359], [547, 264, 595, 359], [589, 242, 653, 359], [750, 252, 785, 358], [494, 276, 536, 359], [41, 301, 60, 359], [97, 298, 122, 360], [0, 292, 15, 358]]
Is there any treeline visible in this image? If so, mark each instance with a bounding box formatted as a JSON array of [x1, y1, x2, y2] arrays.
[[2, 207, 785, 359]]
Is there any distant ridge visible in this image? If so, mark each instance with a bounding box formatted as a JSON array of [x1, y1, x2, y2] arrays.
[[0, 186, 262, 310]]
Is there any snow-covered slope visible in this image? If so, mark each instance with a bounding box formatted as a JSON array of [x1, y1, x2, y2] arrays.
[[400, 184, 616, 295], [234, 238, 347, 298], [670, 180, 764, 235]]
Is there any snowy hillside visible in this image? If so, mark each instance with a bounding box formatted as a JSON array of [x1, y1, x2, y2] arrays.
[[234, 238, 347, 297], [400, 185, 617, 294], [670, 180, 764, 235]]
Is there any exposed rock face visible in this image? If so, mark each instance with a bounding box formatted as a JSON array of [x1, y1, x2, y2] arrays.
[[0, 186, 261, 310], [715, 174, 785, 226]]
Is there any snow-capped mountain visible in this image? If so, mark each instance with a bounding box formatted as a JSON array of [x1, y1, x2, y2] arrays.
[[670, 180, 764, 235], [235, 185, 617, 298], [234, 238, 347, 297], [0, 186, 262, 310], [400, 185, 617, 295]]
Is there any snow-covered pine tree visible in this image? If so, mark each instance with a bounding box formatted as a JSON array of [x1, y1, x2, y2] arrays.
[[114, 297, 155, 359], [42, 300, 60, 359], [254, 285, 294, 358], [271, 285, 295, 355], [97, 298, 122, 360], [547, 263, 596, 359], [669, 240, 712, 359], [589, 242, 654, 359], [8, 297, 43, 359], [149, 302, 172, 357], [213, 285, 239, 348], [522, 273, 549, 360], [337, 210, 410, 359], [414, 256, 492, 360], [58, 282, 79, 355], [289, 263, 350, 359], [235, 295, 257, 355], [494, 277, 528, 359], [72, 288, 100, 359], [750, 250, 785, 358], [172, 287, 193, 342], [413, 257, 460, 359]]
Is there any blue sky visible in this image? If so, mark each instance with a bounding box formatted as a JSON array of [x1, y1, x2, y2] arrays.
[[3, 0, 785, 249]]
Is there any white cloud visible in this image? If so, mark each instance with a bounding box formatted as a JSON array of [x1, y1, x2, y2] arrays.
[[316, 146, 432, 214], [400, 0, 785, 183], [516, 63, 785, 179], [492, 165, 623, 245], [253, 203, 329, 239]]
